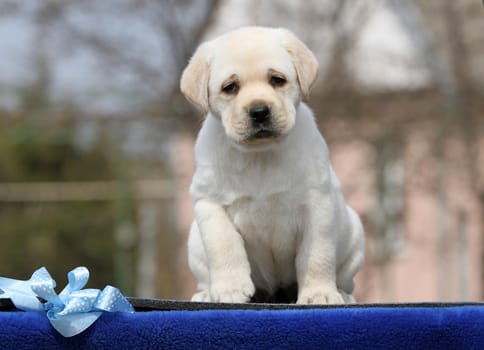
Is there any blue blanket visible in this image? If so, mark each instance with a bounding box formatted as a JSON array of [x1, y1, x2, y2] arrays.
[[1, 301, 483, 349]]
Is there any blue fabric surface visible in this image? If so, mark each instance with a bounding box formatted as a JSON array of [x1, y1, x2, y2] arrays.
[[1, 304, 484, 349]]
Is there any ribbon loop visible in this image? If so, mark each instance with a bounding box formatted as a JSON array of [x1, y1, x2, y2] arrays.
[[0, 267, 134, 337], [62, 266, 90, 295], [95, 285, 134, 312], [30, 269, 62, 307]]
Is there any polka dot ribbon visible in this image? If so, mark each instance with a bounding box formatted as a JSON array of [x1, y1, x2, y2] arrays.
[[0, 267, 134, 337]]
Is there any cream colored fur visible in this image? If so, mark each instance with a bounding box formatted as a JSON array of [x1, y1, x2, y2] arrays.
[[181, 27, 364, 304]]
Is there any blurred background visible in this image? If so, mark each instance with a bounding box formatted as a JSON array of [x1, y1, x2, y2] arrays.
[[0, 0, 482, 303]]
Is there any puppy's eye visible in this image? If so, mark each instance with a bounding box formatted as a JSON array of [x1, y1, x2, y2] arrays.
[[222, 82, 239, 94], [269, 76, 286, 87]]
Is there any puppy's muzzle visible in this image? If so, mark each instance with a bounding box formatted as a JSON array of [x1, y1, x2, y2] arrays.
[[248, 104, 278, 139]]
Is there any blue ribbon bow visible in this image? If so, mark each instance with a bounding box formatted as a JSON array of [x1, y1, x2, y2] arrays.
[[0, 267, 134, 337]]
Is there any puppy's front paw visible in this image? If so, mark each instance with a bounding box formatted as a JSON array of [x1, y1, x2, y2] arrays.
[[297, 286, 345, 305], [191, 290, 212, 302], [210, 274, 255, 303]]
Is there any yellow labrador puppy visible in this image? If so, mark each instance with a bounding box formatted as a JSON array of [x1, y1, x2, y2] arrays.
[[181, 27, 364, 304]]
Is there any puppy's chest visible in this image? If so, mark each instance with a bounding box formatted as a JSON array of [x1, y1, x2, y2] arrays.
[[225, 193, 301, 246]]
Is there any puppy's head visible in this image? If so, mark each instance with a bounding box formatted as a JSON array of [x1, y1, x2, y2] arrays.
[[180, 27, 318, 149]]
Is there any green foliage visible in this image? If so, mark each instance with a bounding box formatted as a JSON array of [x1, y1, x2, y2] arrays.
[[0, 202, 116, 288], [0, 117, 136, 293], [0, 120, 113, 182]]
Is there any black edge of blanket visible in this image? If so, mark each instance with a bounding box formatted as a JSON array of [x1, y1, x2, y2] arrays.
[[1, 297, 483, 312]]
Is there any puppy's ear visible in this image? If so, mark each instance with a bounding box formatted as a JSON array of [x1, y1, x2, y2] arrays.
[[180, 43, 211, 113], [281, 30, 319, 99]]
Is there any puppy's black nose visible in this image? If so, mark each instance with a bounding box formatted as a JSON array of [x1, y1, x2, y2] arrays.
[[249, 105, 271, 124]]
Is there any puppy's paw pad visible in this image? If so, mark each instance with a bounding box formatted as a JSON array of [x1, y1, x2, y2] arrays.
[[297, 288, 345, 305]]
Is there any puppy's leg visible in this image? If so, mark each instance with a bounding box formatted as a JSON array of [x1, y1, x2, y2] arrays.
[[296, 191, 344, 304], [336, 206, 364, 302], [188, 222, 211, 302], [194, 199, 255, 303], [335, 250, 363, 303], [338, 289, 356, 304]]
